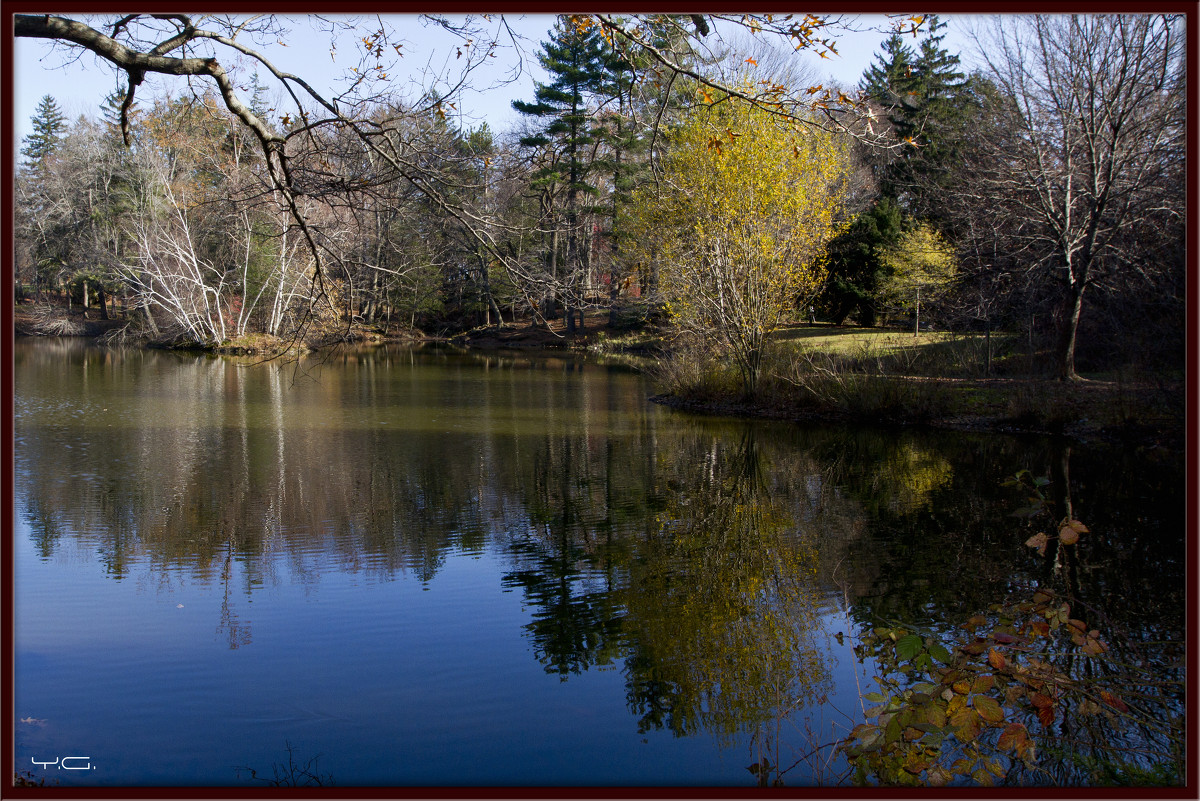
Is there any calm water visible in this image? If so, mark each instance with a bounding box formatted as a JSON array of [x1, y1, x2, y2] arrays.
[[12, 339, 1185, 787]]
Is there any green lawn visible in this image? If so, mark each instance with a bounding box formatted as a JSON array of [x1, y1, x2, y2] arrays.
[[773, 324, 967, 353]]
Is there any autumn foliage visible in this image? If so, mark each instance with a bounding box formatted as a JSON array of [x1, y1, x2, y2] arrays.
[[624, 100, 850, 394]]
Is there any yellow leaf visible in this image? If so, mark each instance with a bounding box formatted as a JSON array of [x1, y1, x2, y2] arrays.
[[973, 695, 1005, 724]]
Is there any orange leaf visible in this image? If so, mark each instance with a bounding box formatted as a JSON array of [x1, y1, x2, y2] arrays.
[[1029, 692, 1054, 709], [988, 648, 1006, 671], [998, 722, 1027, 751], [1100, 691, 1129, 713], [963, 639, 988, 656]]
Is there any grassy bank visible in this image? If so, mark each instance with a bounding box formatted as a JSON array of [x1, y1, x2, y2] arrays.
[[14, 302, 1182, 445], [653, 325, 1183, 446]]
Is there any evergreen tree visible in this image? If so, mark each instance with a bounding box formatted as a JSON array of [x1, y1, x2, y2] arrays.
[[100, 84, 141, 145], [247, 71, 272, 120], [858, 17, 981, 216], [859, 33, 917, 119], [20, 94, 67, 169], [512, 17, 614, 333], [820, 197, 905, 326]]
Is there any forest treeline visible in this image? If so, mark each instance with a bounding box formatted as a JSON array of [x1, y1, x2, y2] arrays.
[[14, 14, 1186, 383]]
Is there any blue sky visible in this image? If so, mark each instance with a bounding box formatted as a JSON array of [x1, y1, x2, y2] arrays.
[[13, 13, 980, 144]]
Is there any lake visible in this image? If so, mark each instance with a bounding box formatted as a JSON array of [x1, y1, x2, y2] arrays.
[[12, 339, 1186, 787]]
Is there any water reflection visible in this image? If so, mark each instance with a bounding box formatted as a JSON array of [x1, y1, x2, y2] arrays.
[[14, 340, 1184, 785]]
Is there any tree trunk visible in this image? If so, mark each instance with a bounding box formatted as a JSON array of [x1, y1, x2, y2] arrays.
[[985, 318, 992, 376], [141, 302, 160, 336], [1056, 282, 1086, 381], [97, 283, 110, 320], [913, 284, 920, 337]]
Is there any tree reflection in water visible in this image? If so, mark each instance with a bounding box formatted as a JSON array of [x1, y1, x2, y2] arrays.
[[499, 423, 838, 782], [14, 342, 1184, 786]]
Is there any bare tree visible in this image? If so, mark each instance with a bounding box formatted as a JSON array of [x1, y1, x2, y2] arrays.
[[15, 13, 933, 346], [958, 14, 1185, 380]]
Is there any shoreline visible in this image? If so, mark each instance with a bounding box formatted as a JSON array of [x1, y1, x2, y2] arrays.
[[15, 311, 1182, 450], [649, 386, 1182, 451]]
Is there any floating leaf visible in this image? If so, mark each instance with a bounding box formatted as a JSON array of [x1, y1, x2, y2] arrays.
[[962, 639, 988, 656], [971, 674, 995, 694], [998, 722, 1027, 750], [884, 714, 903, 744], [927, 766, 952, 787], [973, 695, 1005, 724], [1082, 632, 1108, 656], [987, 648, 1006, 671], [950, 705, 982, 741], [972, 767, 996, 787], [896, 634, 924, 661], [847, 723, 873, 741], [1100, 690, 1129, 713], [928, 642, 953, 665]]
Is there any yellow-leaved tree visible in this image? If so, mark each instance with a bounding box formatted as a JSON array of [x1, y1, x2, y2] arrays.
[[625, 99, 851, 395], [876, 222, 957, 337]]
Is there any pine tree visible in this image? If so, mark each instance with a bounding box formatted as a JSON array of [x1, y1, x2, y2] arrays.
[[100, 84, 142, 145], [20, 95, 67, 169], [512, 17, 614, 333], [859, 33, 917, 115], [858, 17, 981, 215]]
